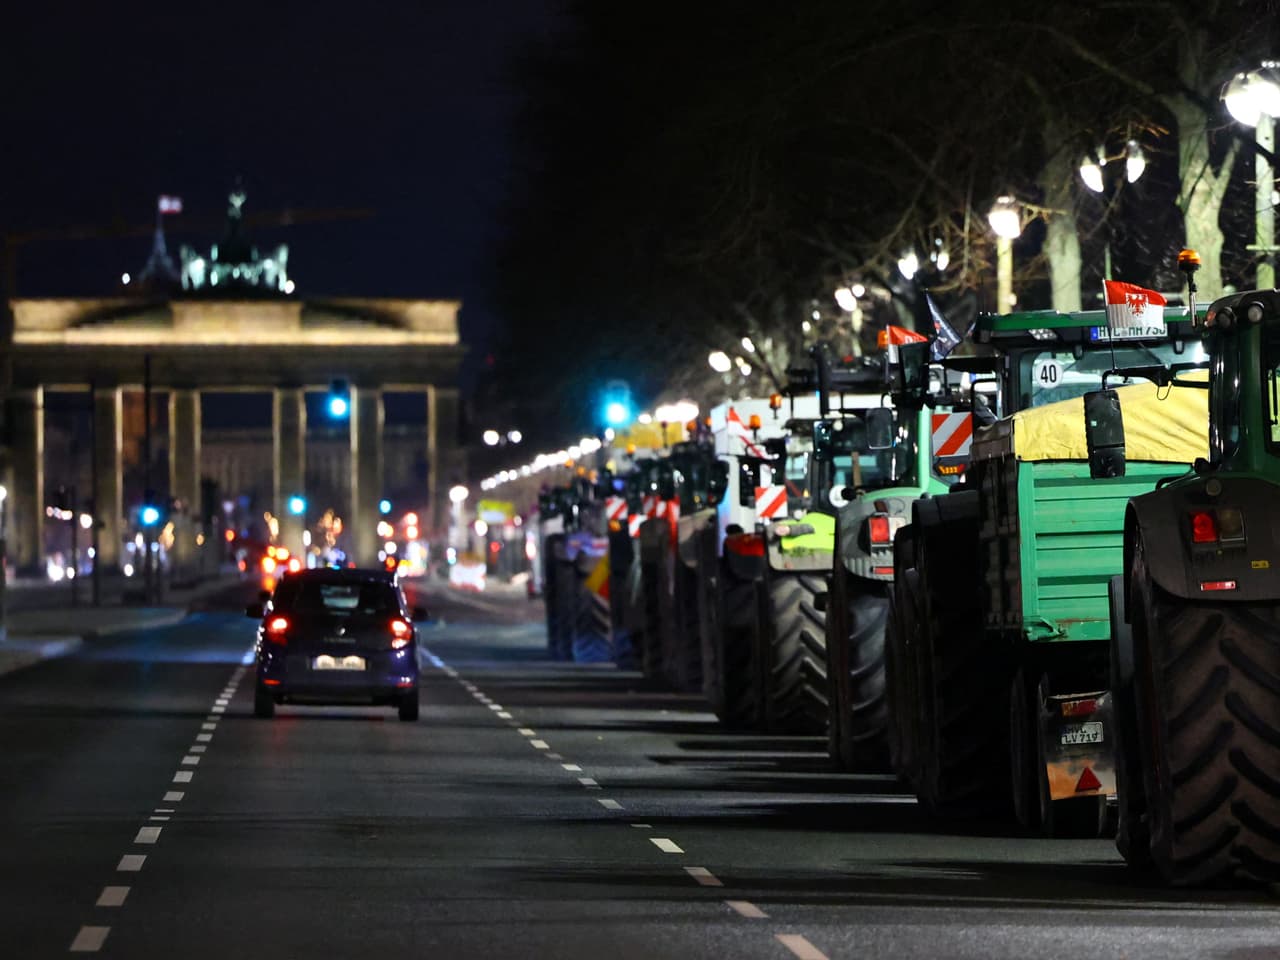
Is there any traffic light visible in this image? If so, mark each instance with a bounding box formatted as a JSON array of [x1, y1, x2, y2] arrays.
[[600, 379, 633, 428], [140, 504, 162, 526], [288, 495, 307, 516], [379, 499, 392, 515], [327, 378, 350, 419]]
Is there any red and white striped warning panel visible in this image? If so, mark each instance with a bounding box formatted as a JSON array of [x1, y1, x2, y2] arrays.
[[755, 485, 788, 521], [642, 494, 658, 518], [628, 514, 644, 537], [932, 412, 974, 476], [605, 497, 628, 523]]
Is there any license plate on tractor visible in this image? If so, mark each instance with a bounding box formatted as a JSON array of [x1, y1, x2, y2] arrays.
[[313, 655, 366, 671], [1059, 721, 1104, 745]]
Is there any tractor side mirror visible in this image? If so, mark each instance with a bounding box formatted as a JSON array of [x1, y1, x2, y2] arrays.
[[1084, 389, 1126, 479], [813, 420, 834, 461], [898, 341, 931, 403], [708, 460, 729, 506], [866, 408, 894, 450]]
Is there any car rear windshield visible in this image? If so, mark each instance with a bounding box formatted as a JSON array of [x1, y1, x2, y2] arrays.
[[274, 579, 399, 616]]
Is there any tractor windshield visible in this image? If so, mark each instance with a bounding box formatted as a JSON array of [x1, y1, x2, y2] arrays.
[[1020, 340, 1206, 408], [1260, 324, 1280, 457]]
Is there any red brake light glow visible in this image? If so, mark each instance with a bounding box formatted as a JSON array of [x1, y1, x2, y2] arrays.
[[265, 616, 289, 644], [868, 516, 891, 544], [725, 533, 765, 557], [390, 619, 413, 648], [1190, 510, 1218, 543], [1200, 580, 1238, 592]]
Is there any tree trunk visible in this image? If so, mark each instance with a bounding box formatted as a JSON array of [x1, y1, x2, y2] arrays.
[[1039, 125, 1084, 312]]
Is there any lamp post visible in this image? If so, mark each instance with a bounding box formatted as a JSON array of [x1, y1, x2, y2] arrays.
[[1078, 139, 1148, 281], [1223, 63, 1280, 289], [987, 196, 1023, 314]]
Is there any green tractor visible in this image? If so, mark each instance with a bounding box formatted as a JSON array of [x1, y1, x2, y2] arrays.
[[888, 301, 1208, 835], [1098, 283, 1280, 883]]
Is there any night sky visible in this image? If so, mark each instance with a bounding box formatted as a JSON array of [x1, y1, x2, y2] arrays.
[[4, 1, 565, 386]]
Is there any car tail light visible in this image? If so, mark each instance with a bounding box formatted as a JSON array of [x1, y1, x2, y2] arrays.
[[261, 555, 277, 574], [390, 619, 413, 648], [287, 557, 302, 573], [265, 615, 290, 645], [1190, 510, 1217, 543], [1200, 580, 1238, 592], [868, 516, 891, 545]]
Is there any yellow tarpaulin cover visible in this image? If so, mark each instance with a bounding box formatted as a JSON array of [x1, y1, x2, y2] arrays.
[[614, 421, 686, 450], [1008, 376, 1208, 463]]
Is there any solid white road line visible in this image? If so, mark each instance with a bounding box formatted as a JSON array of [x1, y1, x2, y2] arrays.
[[95, 887, 129, 907], [518, 728, 536, 736], [531, 740, 550, 750], [684, 867, 723, 887], [162, 792, 184, 803], [650, 838, 683, 854], [776, 934, 828, 960], [134, 827, 162, 844], [597, 799, 623, 810], [116, 855, 146, 872], [726, 900, 768, 919], [172, 771, 193, 783], [69, 926, 109, 952]]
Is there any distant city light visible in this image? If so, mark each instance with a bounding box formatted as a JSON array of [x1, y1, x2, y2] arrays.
[[449, 485, 469, 503], [507, 430, 523, 444], [121, 272, 131, 285], [283, 279, 296, 294], [379, 498, 392, 515], [288, 496, 307, 516], [140, 505, 161, 526], [327, 395, 349, 418], [482, 429, 500, 446], [740, 336, 756, 353], [708, 351, 732, 373], [834, 287, 857, 312], [473, 519, 489, 537]]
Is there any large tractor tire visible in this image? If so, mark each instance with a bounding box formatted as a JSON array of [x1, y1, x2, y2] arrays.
[[1130, 536, 1280, 884], [639, 522, 674, 683], [760, 569, 828, 736], [885, 532, 921, 784], [1109, 574, 1153, 871], [608, 530, 640, 670], [666, 563, 704, 693], [711, 561, 765, 730], [571, 552, 612, 664], [826, 561, 890, 772], [913, 502, 1012, 818], [543, 534, 573, 661]]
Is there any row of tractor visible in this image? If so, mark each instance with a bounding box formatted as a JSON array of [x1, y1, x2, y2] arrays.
[[528, 260, 1280, 886]]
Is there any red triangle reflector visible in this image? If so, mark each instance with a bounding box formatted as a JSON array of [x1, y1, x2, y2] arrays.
[[1075, 767, 1102, 793]]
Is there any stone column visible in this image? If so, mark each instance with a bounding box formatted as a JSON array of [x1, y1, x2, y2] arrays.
[[427, 385, 461, 537], [92, 386, 123, 571], [168, 390, 201, 580], [273, 388, 307, 559], [9, 388, 44, 574], [350, 387, 383, 565]]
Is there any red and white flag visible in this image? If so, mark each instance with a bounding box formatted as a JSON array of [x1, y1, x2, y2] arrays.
[[157, 195, 183, 214], [1103, 280, 1166, 331]]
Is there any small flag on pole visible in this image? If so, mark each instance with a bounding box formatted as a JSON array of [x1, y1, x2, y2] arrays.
[[1103, 280, 1166, 331], [157, 196, 183, 214], [925, 292, 962, 360]]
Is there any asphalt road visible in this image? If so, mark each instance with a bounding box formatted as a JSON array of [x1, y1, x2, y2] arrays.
[[2, 579, 1278, 959]]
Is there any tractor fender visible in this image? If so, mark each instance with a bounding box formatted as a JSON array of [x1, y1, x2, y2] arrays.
[[1127, 474, 1280, 602]]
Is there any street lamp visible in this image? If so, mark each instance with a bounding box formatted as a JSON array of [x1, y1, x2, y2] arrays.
[[987, 196, 1023, 315], [707, 350, 732, 373], [1223, 63, 1280, 288]]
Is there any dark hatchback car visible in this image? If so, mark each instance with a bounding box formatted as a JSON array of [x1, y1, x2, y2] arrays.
[[247, 568, 426, 721]]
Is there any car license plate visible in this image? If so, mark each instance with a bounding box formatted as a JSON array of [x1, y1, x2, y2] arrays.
[[312, 654, 366, 671], [1090, 324, 1166, 341], [1060, 721, 1104, 745]]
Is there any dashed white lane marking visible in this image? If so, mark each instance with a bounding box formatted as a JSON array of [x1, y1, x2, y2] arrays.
[[684, 867, 723, 887], [496, 711, 512, 719], [776, 934, 828, 959], [181, 755, 200, 765], [69, 926, 109, 952], [631, 823, 651, 828], [562, 763, 582, 772], [578, 777, 600, 789], [545, 753, 564, 760], [162, 792, 184, 803], [172, 771, 193, 784], [650, 838, 683, 854], [196, 733, 212, 742], [487, 705, 503, 712], [211, 706, 225, 714], [148, 816, 170, 822], [518, 728, 536, 737], [95, 887, 129, 907], [200, 723, 216, 732], [154, 808, 174, 814], [190, 746, 206, 754], [116, 855, 146, 872], [727, 900, 768, 919], [530, 740, 550, 750], [215, 698, 228, 706], [134, 827, 162, 844], [597, 799, 623, 810]]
